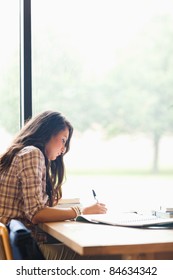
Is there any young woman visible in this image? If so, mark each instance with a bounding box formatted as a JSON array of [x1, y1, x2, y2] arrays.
[[0, 110, 107, 259]]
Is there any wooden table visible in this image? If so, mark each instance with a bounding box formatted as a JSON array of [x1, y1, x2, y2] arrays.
[[39, 220, 173, 259]]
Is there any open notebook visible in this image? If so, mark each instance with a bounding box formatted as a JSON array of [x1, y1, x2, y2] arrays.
[[76, 213, 173, 228]]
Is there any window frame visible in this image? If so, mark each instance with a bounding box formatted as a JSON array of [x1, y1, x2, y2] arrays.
[[20, 0, 32, 127]]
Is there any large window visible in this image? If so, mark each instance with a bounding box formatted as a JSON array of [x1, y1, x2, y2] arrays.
[[31, 0, 173, 211], [0, 1, 20, 153]]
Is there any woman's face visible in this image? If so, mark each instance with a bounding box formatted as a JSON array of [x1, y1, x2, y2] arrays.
[[45, 127, 69, 160]]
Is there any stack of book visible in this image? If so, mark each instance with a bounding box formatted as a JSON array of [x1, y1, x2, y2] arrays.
[[56, 197, 81, 208], [155, 207, 173, 218]]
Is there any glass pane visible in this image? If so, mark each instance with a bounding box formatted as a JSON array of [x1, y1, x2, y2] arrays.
[[32, 0, 173, 211], [0, 1, 20, 153]]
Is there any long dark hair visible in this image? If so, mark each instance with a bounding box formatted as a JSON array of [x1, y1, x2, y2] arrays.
[[0, 111, 73, 206]]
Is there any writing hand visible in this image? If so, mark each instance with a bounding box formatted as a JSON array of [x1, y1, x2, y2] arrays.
[[82, 203, 107, 214]]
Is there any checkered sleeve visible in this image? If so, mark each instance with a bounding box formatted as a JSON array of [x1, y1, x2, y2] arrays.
[[17, 147, 48, 222]]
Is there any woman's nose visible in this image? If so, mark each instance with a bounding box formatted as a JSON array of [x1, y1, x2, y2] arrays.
[[61, 146, 66, 154]]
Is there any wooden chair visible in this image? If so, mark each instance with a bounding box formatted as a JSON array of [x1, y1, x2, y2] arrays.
[[0, 222, 13, 260]]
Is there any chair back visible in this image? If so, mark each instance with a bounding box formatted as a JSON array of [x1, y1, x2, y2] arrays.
[[0, 222, 13, 260]]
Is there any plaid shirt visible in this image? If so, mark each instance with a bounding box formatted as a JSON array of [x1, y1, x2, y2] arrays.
[[0, 146, 49, 242]]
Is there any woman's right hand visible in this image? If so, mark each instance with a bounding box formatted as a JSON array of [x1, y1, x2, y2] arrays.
[[82, 203, 107, 215]]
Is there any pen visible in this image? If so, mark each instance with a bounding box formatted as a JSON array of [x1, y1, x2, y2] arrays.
[[92, 189, 99, 203]]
